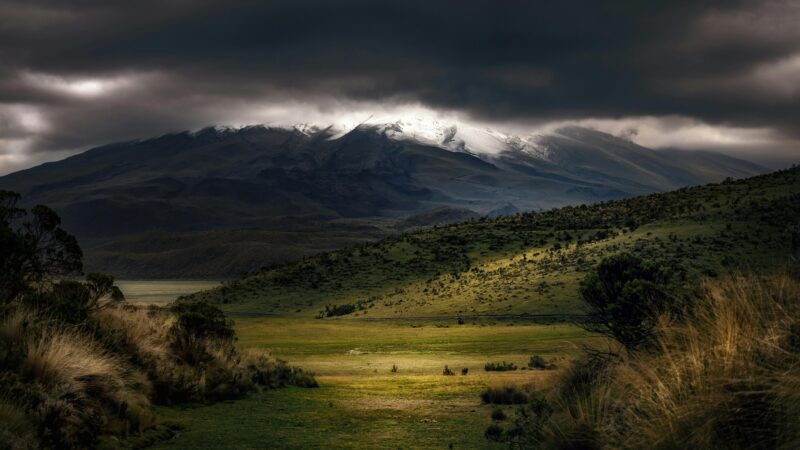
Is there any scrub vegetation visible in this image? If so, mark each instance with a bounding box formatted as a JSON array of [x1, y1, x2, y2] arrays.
[[0, 191, 315, 449]]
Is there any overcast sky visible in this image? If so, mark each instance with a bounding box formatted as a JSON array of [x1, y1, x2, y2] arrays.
[[1, 0, 799, 174]]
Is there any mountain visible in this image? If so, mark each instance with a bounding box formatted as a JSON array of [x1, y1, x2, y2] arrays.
[[0, 122, 766, 277]]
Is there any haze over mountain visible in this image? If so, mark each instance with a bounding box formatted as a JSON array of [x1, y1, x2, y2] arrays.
[[0, 122, 765, 277]]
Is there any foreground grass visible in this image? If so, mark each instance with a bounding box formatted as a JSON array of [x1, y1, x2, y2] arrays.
[[491, 274, 800, 449], [154, 317, 602, 449]]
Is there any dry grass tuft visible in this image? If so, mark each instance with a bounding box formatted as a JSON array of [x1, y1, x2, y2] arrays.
[[1, 299, 314, 447], [95, 304, 175, 363], [22, 328, 124, 395], [529, 275, 800, 449]]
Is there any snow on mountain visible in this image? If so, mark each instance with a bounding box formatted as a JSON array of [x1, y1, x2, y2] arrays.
[[293, 123, 324, 136], [323, 116, 557, 160], [188, 116, 614, 163]]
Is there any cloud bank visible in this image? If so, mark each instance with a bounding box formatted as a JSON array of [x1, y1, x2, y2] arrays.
[[1, 0, 799, 173]]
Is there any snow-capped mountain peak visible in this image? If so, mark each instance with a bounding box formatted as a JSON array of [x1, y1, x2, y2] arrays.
[[293, 123, 323, 136], [325, 116, 556, 160]]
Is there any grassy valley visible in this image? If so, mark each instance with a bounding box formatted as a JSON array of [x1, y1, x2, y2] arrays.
[[153, 318, 599, 449], [148, 167, 800, 449], [3, 167, 799, 449]]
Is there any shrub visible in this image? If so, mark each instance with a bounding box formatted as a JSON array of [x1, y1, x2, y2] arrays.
[[169, 300, 234, 343], [491, 407, 507, 421], [484, 361, 517, 371], [21, 273, 124, 325], [322, 303, 356, 317], [485, 424, 504, 441], [579, 252, 675, 351], [528, 355, 547, 369], [169, 300, 235, 365], [23, 280, 92, 324], [288, 368, 319, 388], [503, 395, 559, 449], [480, 386, 528, 404], [527, 355, 556, 370], [85, 272, 125, 303]]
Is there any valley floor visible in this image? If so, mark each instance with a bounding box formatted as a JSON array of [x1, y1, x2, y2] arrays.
[[150, 316, 601, 449], [116, 280, 222, 305]]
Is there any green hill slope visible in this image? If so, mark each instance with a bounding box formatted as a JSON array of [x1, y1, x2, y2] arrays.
[[188, 167, 800, 317]]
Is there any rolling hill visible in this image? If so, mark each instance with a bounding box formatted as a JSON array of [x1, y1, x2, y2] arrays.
[[186, 166, 800, 317], [0, 122, 766, 277]]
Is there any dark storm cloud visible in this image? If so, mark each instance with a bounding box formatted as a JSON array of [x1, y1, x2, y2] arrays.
[[1, 0, 799, 172]]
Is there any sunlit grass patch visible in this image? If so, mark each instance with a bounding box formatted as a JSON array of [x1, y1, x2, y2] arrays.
[[153, 317, 592, 449]]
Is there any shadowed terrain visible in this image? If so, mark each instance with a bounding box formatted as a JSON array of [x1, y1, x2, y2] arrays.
[[0, 125, 765, 278]]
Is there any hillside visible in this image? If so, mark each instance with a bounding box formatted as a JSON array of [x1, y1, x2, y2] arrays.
[[188, 166, 800, 317], [0, 124, 764, 278], [81, 218, 393, 278]]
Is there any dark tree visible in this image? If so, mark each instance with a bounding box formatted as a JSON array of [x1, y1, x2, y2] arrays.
[[0, 191, 83, 304], [579, 252, 674, 351]]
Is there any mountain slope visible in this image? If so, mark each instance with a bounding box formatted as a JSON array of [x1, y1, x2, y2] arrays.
[[186, 167, 800, 317], [0, 123, 766, 277]]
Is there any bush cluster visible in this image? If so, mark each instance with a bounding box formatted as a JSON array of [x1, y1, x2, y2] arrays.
[[480, 386, 529, 405], [320, 303, 356, 317], [484, 361, 517, 371], [527, 355, 556, 370]]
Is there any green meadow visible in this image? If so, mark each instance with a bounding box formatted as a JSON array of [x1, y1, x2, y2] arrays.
[[151, 317, 601, 449]]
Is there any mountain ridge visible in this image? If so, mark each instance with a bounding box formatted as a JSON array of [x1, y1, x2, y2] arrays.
[[0, 123, 767, 277]]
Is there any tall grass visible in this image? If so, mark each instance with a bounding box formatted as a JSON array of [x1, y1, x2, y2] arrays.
[[515, 275, 800, 449], [22, 328, 123, 394], [1, 307, 156, 447], [0, 302, 316, 448]]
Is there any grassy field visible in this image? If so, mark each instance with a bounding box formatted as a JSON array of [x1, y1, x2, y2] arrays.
[[136, 168, 800, 448], [121, 283, 601, 448], [116, 280, 221, 305], [153, 317, 602, 449]]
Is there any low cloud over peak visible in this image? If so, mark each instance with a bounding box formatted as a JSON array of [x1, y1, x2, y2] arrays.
[[1, 0, 799, 174]]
